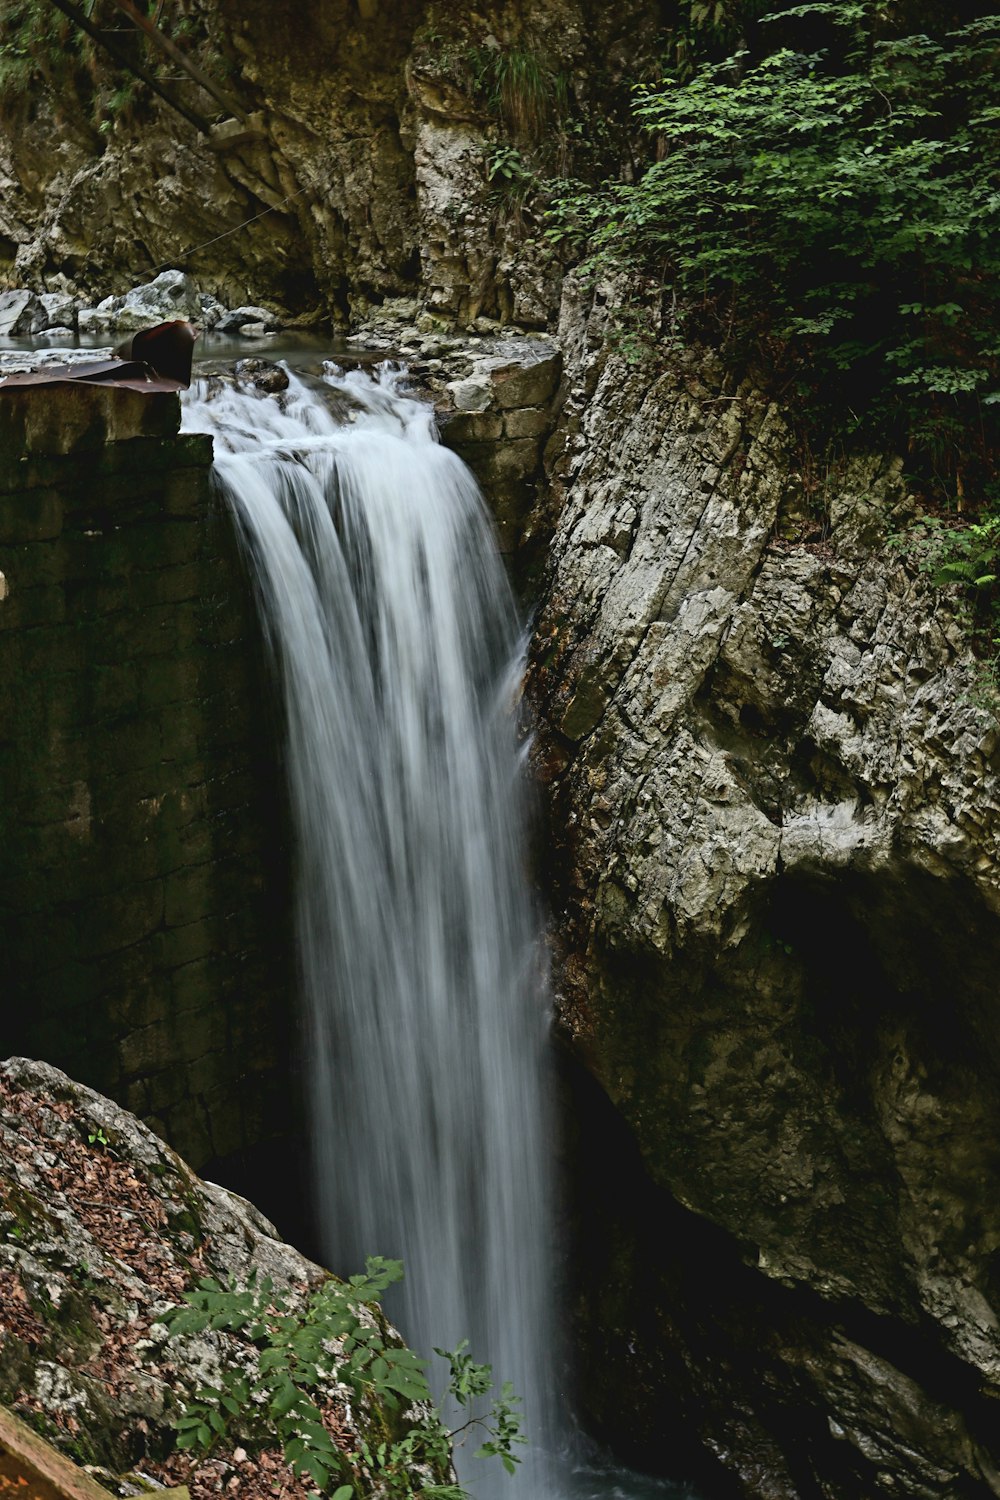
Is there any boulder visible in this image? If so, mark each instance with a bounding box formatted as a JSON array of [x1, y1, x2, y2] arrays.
[[215, 305, 282, 334], [0, 1057, 437, 1492], [77, 297, 124, 335], [0, 290, 47, 337], [234, 358, 289, 393], [113, 271, 202, 334], [39, 292, 78, 331], [198, 293, 226, 330]]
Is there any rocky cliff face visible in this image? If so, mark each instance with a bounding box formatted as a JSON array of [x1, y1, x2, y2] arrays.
[[7, 6, 1000, 1490], [531, 282, 1000, 1498], [0, 0, 657, 326]]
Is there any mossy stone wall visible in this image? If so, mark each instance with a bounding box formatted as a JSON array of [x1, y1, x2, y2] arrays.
[[0, 383, 292, 1170]]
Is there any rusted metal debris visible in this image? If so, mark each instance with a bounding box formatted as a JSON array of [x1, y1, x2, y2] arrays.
[[0, 320, 199, 393]]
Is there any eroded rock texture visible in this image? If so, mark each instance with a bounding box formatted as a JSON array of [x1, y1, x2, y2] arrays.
[[0, 1057, 418, 1499], [531, 283, 1000, 1498], [0, 0, 656, 326]]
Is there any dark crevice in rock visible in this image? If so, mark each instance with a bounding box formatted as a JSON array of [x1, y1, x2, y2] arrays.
[[563, 1047, 1000, 1500]]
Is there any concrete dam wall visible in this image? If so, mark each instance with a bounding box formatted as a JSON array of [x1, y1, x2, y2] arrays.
[[0, 382, 292, 1173]]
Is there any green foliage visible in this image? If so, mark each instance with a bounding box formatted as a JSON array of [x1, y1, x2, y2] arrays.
[[99, 78, 138, 133], [0, 0, 228, 130], [550, 3, 1000, 490], [892, 506, 1000, 707], [894, 511, 1000, 592], [670, 0, 774, 78], [484, 144, 539, 227], [0, 0, 81, 96], [485, 145, 534, 188], [470, 46, 567, 141], [158, 1257, 524, 1499]]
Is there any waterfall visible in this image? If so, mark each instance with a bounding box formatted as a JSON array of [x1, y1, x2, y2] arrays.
[[182, 365, 558, 1498]]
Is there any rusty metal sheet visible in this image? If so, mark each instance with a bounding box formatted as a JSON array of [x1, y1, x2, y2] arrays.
[[0, 361, 185, 392], [0, 320, 198, 394]]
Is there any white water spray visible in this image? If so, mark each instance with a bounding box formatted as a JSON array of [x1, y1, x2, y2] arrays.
[[183, 365, 558, 1497]]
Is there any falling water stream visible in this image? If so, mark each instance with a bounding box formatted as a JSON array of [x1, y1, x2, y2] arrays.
[[181, 362, 699, 1500]]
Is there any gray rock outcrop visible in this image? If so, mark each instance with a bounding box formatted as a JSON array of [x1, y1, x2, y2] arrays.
[[0, 1057, 428, 1495], [530, 281, 1000, 1498], [0, 289, 47, 337], [0, 1, 659, 327], [77, 271, 205, 335], [215, 304, 281, 333], [38, 292, 78, 331]]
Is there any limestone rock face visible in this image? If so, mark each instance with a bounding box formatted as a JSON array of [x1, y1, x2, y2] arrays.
[[0, 1057, 411, 1494], [0, 0, 659, 327], [0, 290, 47, 337], [531, 281, 1000, 1498]]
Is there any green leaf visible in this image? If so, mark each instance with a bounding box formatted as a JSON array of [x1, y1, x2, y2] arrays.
[[298, 1455, 328, 1489], [271, 1376, 301, 1419]]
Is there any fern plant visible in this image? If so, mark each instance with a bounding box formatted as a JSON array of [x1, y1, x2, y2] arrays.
[[891, 506, 1000, 709]]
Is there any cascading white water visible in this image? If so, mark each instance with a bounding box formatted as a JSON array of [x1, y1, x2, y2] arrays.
[[182, 365, 558, 1498]]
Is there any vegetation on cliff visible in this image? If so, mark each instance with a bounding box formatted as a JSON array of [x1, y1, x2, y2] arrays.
[[161, 1261, 523, 1500], [550, 2, 1000, 500], [0, 0, 231, 134]]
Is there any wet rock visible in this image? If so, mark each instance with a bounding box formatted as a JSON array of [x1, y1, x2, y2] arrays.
[[233, 358, 289, 393], [198, 292, 226, 331], [448, 374, 493, 413], [0, 289, 46, 336], [38, 292, 78, 331], [115, 271, 203, 334], [531, 276, 1000, 1499], [77, 296, 124, 335], [75, 274, 203, 336], [216, 305, 282, 334]]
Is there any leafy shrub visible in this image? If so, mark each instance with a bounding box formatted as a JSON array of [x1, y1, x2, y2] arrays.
[[550, 3, 1000, 491], [895, 512, 1000, 593], [158, 1256, 523, 1499]]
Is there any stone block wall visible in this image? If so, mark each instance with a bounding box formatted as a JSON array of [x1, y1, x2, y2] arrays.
[[414, 334, 563, 594], [0, 383, 292, 1172]]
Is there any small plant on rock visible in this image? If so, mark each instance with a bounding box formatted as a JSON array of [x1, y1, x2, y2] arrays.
[[158, 1255, 523, 1499], [891, 504, 1000, 711]]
